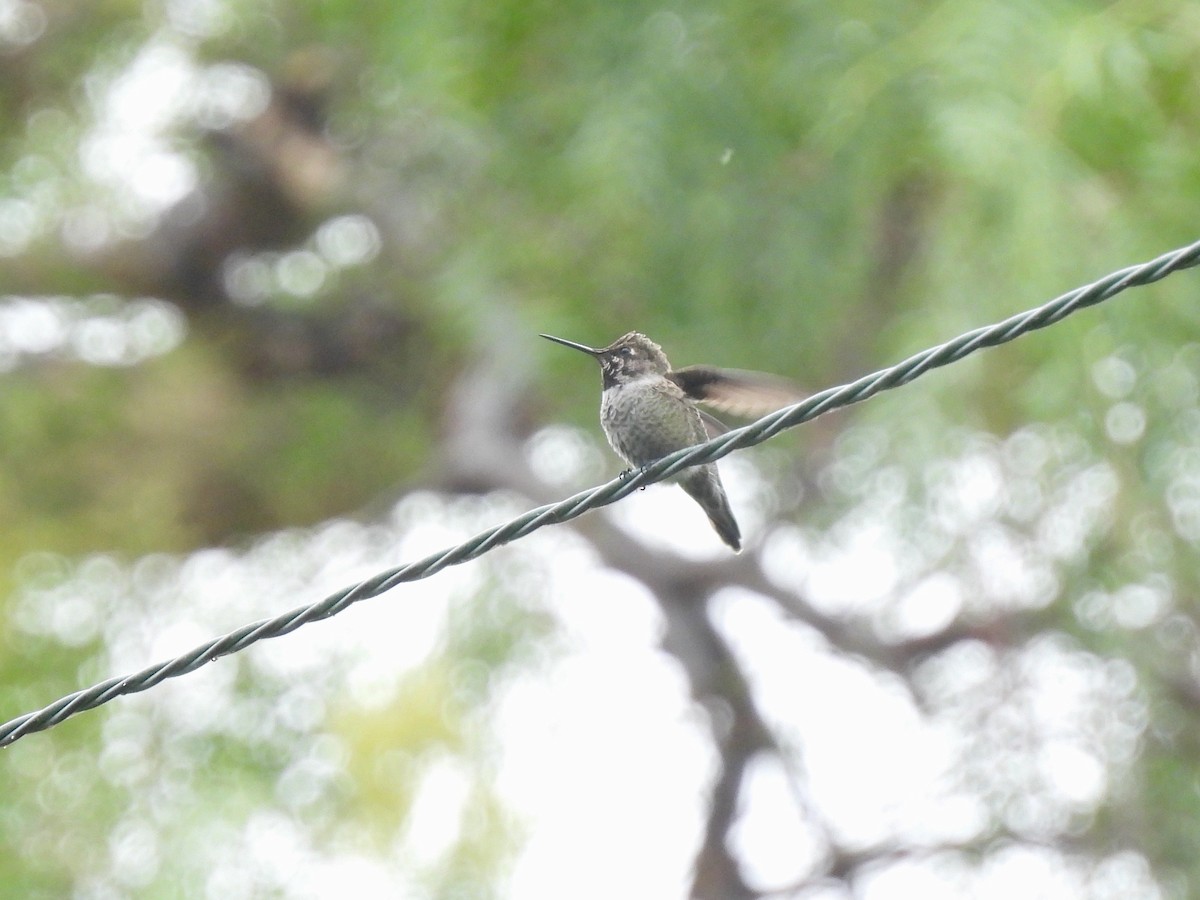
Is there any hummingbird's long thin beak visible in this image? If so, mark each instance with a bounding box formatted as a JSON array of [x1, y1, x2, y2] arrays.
[[539, 333, 601, 356]]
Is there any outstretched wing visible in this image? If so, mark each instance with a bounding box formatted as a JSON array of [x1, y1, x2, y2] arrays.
[[668, 366, 805, 418]]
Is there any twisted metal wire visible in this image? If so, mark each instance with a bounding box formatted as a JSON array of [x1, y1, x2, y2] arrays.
[[3, 238, 1200, 748]]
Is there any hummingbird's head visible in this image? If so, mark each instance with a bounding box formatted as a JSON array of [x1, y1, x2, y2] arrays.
[[540, 332, 671, 388]]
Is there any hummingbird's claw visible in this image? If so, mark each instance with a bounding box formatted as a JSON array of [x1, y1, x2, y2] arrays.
[[619, 465, 651, 490]]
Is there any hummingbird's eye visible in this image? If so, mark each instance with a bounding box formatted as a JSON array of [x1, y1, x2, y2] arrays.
[[620, 347, 635, 357]]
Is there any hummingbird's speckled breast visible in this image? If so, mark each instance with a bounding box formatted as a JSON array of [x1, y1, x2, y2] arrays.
[[599, 376, 708, 467]]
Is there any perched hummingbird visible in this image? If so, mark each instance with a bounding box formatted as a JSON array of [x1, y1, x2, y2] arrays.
[[540, 332, 802, 552]]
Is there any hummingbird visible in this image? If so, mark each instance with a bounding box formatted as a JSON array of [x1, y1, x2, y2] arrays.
[[540, 331, 802, 552]]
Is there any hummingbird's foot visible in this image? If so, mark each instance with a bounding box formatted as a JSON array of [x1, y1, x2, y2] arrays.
[[619, 465, 651, 490]]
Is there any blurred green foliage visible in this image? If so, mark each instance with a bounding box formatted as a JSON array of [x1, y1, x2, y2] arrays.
[[3, 0, 1200, 895]]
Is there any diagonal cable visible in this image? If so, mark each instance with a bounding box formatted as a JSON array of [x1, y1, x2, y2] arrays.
[[3, 237, 1200, 748]]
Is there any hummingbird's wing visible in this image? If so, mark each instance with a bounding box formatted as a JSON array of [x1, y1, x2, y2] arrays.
[[646, 377, 717, 445], [668, 366, 806, 418]]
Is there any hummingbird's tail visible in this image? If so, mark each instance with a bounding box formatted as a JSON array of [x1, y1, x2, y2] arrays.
[[679, 466, 742, 553]]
